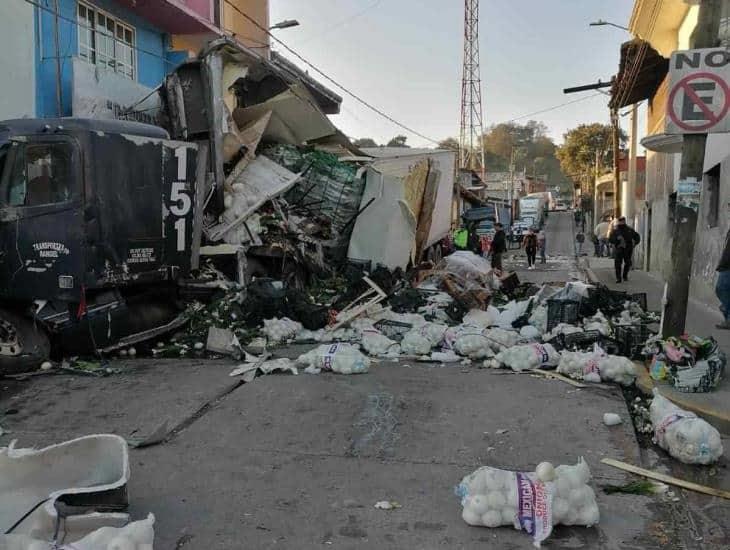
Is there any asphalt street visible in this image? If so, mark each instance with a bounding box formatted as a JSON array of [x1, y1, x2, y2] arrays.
[[0, 212, 726, 549]]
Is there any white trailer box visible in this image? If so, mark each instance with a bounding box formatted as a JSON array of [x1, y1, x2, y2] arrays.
[[348, 149, 456, 270]]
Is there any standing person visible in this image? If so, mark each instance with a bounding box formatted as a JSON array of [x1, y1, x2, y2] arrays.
[[609, 216, 640, 283], [490, 222, 507, 272], [716, 228, 730, 330], [575, 231, 585, 256], [453, 222, 470, 251], [523, 228, 538, 270], [537, 229, 547, 264], [594, 218, 610, 257]]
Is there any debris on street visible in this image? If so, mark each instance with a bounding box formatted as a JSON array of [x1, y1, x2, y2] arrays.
[[649, 389, 723, 464], [0, 434, 153, 548], [455, 458, 599, 547], [602, 413, 623, 426]]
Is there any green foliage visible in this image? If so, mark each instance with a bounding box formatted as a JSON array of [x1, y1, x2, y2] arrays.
[[353, 137, 378, 148], [556, 123, 627, 187], [601, 480, 659, 496], [437, 137, 459, 151], [386, 135, 409, 148]]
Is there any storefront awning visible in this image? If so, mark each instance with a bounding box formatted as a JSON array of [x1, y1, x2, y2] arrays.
[[610, 39, 669, 109]]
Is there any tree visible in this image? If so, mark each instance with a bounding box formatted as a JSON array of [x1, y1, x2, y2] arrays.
[[556, 123, 626, 187], [353, 137, 378, 148], [437, 137, 459, 151], [386, 135, 409, 148]]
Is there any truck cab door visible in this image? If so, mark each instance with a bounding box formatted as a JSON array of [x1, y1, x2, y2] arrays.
[[0, 136, 84, 302]]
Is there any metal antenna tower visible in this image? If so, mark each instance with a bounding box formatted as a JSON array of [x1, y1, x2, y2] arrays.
[[459, 0, 486, 179]]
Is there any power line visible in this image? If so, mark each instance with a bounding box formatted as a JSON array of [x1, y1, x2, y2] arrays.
[[223, 0, 444, 146], [297, 0, 384, 45], [504, 92, 605, 124]]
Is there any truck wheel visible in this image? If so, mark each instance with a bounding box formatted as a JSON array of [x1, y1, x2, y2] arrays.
[[0, 310, 50, 375]]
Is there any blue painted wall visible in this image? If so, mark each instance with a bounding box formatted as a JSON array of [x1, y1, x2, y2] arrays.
[[35, 0, 184, 117]]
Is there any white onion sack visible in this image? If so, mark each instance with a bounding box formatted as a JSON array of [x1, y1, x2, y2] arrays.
[[456, 458, 598, 547], [649, 391, 723, 464], [463, 307, 500, 329], [557, 351, 603, 383], [583, 311, 611, 336], [496, 300, 532, 329], [484, 328, 521, 349], [596, 355, 636, 385], [557, 349, 636, 385], [400, 322, 447, 355], [520, 325, 542, 342], [296, 343, 370, 374], [361, 330, 400, 357], [454, 332, 494, 359], [528, 304, 548, 333], [263, 317, 303, 343], [496, 343, 560, 372]]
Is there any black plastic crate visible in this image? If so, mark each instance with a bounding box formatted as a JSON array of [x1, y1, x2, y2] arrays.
[[613, 324, 651, 359], [628, 292, 648, 312], [374, 319, 413, 342], [546, 299, 581, 332], [563, 330, 602, 350]]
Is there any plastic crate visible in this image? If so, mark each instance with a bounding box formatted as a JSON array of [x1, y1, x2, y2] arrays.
[[546, 299, 581, 332], [628, 292, 648, 312], [563, 330, 602, 351], [613, 324, 651, 359], [374, 319, 413, 342]]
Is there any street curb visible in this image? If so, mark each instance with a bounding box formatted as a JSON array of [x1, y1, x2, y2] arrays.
[[580, 258, 730, 435]]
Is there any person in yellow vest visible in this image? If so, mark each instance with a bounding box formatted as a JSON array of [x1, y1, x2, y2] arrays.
[[453, 221, 480, 253]]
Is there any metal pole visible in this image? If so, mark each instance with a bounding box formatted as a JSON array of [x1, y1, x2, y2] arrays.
[[625, 103, 638, 222], [53, 0, 63, 116], [611, 107, 621, 218]]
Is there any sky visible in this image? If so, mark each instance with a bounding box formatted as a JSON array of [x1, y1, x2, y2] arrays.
[[269, 0, 640, 147]]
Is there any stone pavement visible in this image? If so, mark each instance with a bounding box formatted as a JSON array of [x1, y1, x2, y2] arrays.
[[584, 256, 730, 435]]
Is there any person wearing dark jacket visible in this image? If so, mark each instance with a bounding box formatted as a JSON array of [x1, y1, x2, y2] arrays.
[[490, 222, 507, 271], [608, 217, 640, 283], [716, 228, 730, 330]]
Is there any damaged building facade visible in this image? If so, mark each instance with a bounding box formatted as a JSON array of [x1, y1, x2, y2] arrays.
[[22, 1, 277, 121]]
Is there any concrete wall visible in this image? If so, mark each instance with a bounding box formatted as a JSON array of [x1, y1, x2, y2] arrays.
[[36, 0, 174, 117], [643, 150, 677, 278], [223, 0, 270, 56], [690, 135, 730, 308], [0, 1, 36, 119]]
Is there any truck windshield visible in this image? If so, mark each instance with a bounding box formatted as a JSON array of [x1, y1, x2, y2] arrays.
[[3, 142, 73, 207]]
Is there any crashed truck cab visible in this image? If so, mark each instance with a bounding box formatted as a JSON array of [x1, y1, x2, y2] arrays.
[[0, 118, 201, 371]]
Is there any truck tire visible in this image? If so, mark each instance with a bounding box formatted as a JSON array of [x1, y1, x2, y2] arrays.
[[0, 310, 51, 375], [426, 243, 442, 264]]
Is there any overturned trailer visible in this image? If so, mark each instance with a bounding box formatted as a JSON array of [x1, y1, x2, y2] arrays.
[[348, 148, 457, 269]]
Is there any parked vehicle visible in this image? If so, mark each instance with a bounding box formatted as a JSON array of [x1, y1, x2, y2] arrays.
[[518, 195, 547, 228]]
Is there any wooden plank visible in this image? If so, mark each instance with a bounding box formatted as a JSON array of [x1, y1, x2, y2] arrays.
[[414, 163, 438, 261], [601, 458, 730, 500], [531, 369, 587, 388]]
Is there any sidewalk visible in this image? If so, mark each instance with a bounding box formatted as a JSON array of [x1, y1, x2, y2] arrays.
[[582, 256, 730, 434]]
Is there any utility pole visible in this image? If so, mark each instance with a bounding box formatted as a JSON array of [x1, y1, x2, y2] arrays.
[[611, 107, 621, 218], [662, 0, 723, 337], [459, 0, 486, 181], [625, 103, 638, 222], [53, 0, 63, 116]]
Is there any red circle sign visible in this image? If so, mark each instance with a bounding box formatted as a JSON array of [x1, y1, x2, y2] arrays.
[[668, 72, 730, 131]]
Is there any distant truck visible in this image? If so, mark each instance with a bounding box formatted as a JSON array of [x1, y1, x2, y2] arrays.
[[518, 194, 547, 229]]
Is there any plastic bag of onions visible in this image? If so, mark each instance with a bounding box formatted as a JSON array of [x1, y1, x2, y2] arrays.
[[455, 458, 599, 547], [496, 343, 561, 371], [296, 343, 370, 374], [649, 390, 723, 464]]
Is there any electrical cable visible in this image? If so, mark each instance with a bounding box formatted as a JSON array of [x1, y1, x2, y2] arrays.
[[297, 0, 384, 45], [503, 92, 605, 124], [222, 0, 443, 146]]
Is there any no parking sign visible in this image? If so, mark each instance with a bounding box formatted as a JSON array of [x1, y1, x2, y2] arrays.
[[666, 48, 730, 134]]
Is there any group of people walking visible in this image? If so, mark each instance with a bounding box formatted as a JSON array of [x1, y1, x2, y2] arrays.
[[590, 216, 641, 283]]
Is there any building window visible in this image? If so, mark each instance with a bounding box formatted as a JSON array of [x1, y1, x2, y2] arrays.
[[706, 163, 720, 228], [77, 2, 136, 80]]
